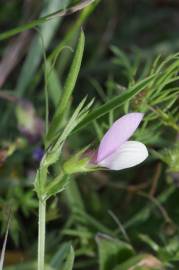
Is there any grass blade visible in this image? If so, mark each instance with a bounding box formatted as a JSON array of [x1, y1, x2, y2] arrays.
[[16, 0, 71, 97], [0, 0, 95, 41], [0, 209, 11, 270]]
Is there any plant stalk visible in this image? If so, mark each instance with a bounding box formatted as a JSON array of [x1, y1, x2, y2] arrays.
[[38, 198, 46, 270]]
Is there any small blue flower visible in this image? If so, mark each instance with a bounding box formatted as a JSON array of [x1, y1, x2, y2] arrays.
[[33, 147, 44, 162]]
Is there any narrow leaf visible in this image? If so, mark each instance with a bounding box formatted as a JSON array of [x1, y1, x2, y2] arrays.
[[0, 209, 11, 270], [0, 0, 95, 41], [62, 246, 75, 270], [45, 174, 70, 199], [96, 233, 134, 270], [16, 0, 71, 97], [75, 73, 156, 132], [46, 31, 85, 145]]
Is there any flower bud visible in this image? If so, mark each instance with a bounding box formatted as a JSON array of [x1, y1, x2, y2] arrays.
[[63, 150, 96, 175]]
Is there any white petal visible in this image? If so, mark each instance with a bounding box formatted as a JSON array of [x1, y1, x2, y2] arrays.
[[97, 141, 148, 170]]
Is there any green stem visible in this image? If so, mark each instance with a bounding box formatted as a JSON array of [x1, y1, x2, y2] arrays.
[[38, 199, 46, 270]]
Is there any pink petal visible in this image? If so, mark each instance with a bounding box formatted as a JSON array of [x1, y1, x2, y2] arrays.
[[96, 113, 144, 162]]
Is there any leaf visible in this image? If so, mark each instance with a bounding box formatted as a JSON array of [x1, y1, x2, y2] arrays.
[[96, 233, 134, 270], [16, 0, 71, 97], [138, 234, 160, 252], [111, 46, 133, 80], [49, 243, 75, 270], [46, 30, 85, 145], [0, 209, 11, 270], [46, 60, 62, 107], [74, 73, 157, 133], [45, 174, 70, 200], [125, 186, 175, 229], [62, 246, 75, 270], [56, 0, 99, 78], [65, 178, 85, 212], [50, 242, 72, 269], [41, 97, 93, 170], [74, 210, 113, 235], [44, 97, 93, 165], [0, 0, 95, 41]]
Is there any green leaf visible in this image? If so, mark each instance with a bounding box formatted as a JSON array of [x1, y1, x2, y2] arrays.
[[75, 73, 156, 132], [138, 234, 160, 252], [16, 0, 71, 97], [74, 210, 113, 235], [111, 46, 133, 80], [62, 246, 75, 270], [96, 233, 134, 270], [0, 0, 95, 41], [49, 243, 75, 270], [45, 174, 70, 200], [56, 0, 100, 78], [50, 242, 71, 269], [125, 186, 175, 229], [46, 30, 85, 145], [42, 97, 93, 169], [46, 60, 62, 107], [0, 210, 11, 270], [65, 178, 85, 212]]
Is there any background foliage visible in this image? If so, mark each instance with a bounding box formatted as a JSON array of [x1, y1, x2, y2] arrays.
[[0, 0, 179, 269]]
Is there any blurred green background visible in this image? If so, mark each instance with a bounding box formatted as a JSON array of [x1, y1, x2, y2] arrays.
[[1, 0, 179, 269]]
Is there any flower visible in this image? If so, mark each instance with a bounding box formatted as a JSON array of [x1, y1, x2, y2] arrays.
[[33, 147, 44, 162], [96, 113, 148, 170]]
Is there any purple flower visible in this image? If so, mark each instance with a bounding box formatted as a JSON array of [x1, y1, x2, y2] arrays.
[[33, 147, 44, 162], [96, 113, 148, 170]]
